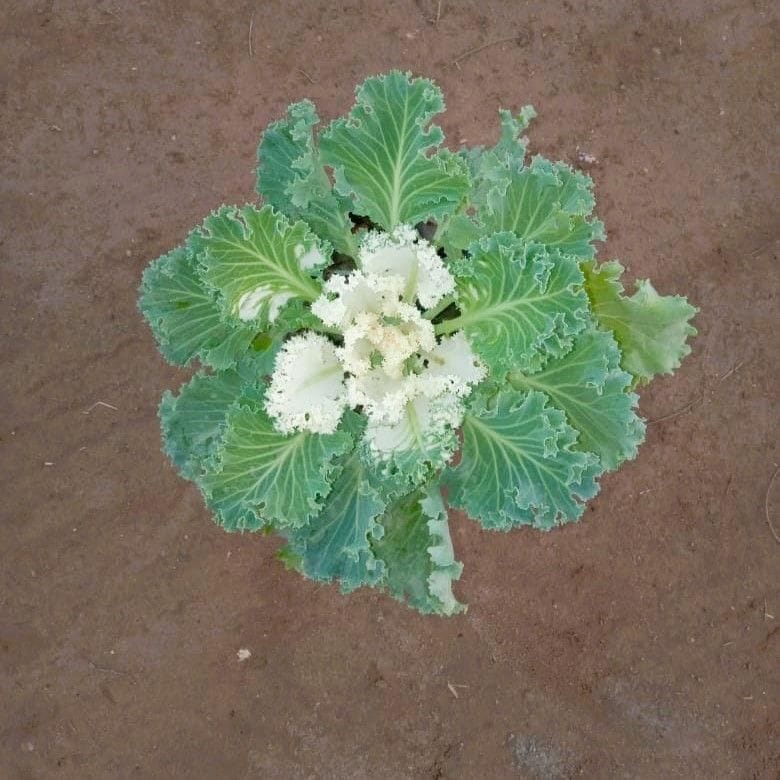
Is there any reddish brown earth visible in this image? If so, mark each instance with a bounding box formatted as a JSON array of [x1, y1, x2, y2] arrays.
[[2, 1, 778, 777]]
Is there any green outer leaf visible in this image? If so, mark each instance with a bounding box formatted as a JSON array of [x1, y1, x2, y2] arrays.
[[509, 326, 646, 470], [320, 70, 469, 229], [436, 108, 536, 258], [256, 100, 357, 256], [160, 369, 248, 481], [442, 233, 589, 373], [459, 106, 536, 190], [481, 156, 605, 259], [371, 484, 465, 615], [200, 391, 353, 531], [289, 180, 358, 258], [199, 204, 324, 326], [583, 260, 698, 385], [282, 415, 386, 592], [491, 106, 537, 167], [159, 349, 284, 481], [138, 243, 256, 369], [256, 99, 317, 211], [443, 388, 602, 530], [434, 212, 482, 260]]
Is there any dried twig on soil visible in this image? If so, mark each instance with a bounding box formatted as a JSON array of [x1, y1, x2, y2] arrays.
[[717, 361, 743, 382], [648, 358, 746, 425], [248, 14, 254, 58], [88, 661, 128, 676], [452, 36, 519, 69], [764, 466, 780, 544], [82, 401, 118, 414], [750, 239, 778, 257], [424, 1, 442, 25], [296, 68, 315, 84], [647, 394, 704, 425]]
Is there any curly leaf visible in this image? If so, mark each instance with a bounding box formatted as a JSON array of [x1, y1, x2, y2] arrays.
[[200, 391, 352, 531], [281, 415, 386, 592], [440, 109, 536, 255], [509, 327, 646, 470], [461, 106, 536, 188], [362, 393, 462, 498], [443, 389, 602, 530], [320, 71, 469, 229], [256, 100, 357, 256], [161, 370, 245, 482], [138, 243, 257, 369], [159, 349, 284, 481], [437, 113, 603, 260], [199, 205, 325, 327], [441, 233, 589, 373], [480, 156, 605, 259], [371, 484, 464, 615], [256, 99, 316, 212], [488, 106, 537, 168], [583, 260, 698, 385]]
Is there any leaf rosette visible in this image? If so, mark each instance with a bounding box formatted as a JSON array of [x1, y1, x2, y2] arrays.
[[139, 70, 697, 615]]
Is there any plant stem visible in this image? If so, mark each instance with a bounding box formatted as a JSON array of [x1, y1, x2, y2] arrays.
[[343, 230, 360, 260], [423, 295, 455, 321], [403, 262, 420, 304], [297, 313, 341, 337], [434, 314, 464, 336], [308, 322, 341, 337]]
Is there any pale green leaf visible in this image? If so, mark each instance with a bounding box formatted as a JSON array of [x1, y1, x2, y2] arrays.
[[440, 233, 589, 373], [443, 389, 602, 530], [320, 71, 469, 230], [371, 484, 465, 615], [281, 415, 386, 592], [480, 156, 605, 259], [139, 243, 257, 369], [200, 390, 353, 531], [509, 327, 646, 470], [199, 204, 325, 327], [256, 100, 358, 256], [583, 260, 698, 385]]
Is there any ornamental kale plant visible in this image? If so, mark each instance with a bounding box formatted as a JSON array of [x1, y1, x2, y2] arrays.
[[139, 71, 697, 615]]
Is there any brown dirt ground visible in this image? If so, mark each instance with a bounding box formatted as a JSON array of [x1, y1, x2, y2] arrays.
[[2, 1, 778, 777]]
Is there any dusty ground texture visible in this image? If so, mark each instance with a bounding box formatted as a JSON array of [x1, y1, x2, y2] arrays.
[[2, 1, 778, 777]]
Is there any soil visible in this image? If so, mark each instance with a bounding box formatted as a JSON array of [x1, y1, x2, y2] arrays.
[[1, 1, 778, 778]]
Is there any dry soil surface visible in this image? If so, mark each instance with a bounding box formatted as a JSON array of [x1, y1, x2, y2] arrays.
[[2, 1, 778, 778]]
